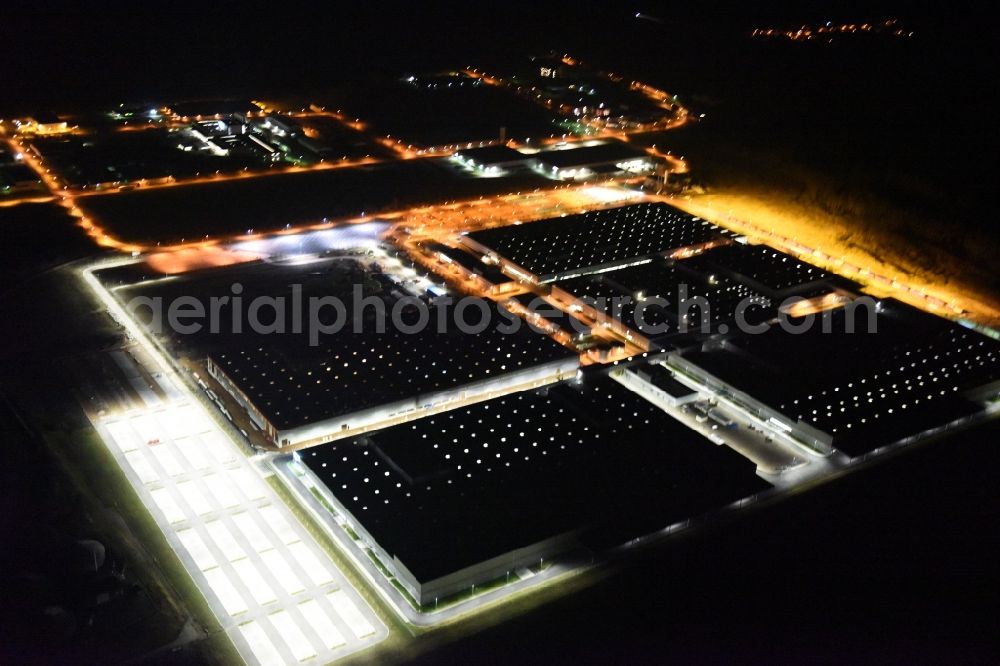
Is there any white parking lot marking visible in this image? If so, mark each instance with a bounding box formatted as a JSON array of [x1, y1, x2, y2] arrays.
[[205, 519, 248, 562], [176, 403, 214, 432], [290, 541, 335, 587], [328, 590, 376, 638], [269, 610, 317, 662], [232, 557, 278, 607], [86, 265, 387, 666], [150, 440, 185, 477], [105, 420, 140, 452], [177, 528, 219, 572], [176, 479, 214, 516], [298, 599, 346, 651], [124, 450, 159, 485], [205, 567, 248, 616], [203, 473, 241, 508], [201, 430, 237, 463], [259, 504, 301, 546], [260, 548, 307, 596], [150, 487, 187, 524], [157, 410, 189, 441], [239, 620, 285, 666], [175, 435, 213, 471], [130, 413, 161, 444], [231, 466, 268, 501], [232, 511, 274, 553]]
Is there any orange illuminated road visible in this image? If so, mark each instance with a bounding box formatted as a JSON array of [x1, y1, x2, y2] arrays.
[[402, 233, 647, 361], [0, 194, 55, 207], [374, 136, 455, 159], [644, 145, 689, 173], [69, 155, 384, 198], [390, 184, 639, 240], [25, 106, 386, 198], [22, 106, 457, 198], [390, 184, 652, 361], [114, 120, 186, 132], [299, 106, 368, 132], [6, 71, 686, 208], [463, 58, 692, 137], [301, 106, 502, 159], [2, 124, 141, 250], [4, 59, 690, 210], [8, 82, 989, 338], [62, 177, 992, 333], [2, 129, 69, 192], [9, 102, 989, 333]]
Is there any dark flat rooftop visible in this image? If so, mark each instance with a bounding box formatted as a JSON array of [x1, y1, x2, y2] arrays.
[[422, 242, 510, 285], [301, 375, 769, 581], [554, 255, 773, 337], [511, 292, 593, 337], [466, 202, 729, 280], [454, 145, 530, 166], [535, 142, 649, 169], [110, 257, 573, 431], [633, 363, 697, 398], [681, 243, 834, 296], [681, 300, 1000, 455]]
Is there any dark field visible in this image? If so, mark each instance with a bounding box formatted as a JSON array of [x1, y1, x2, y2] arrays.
[[599, 8, 1000, 310], [32, 129, 267, 188], [33, 117, 390, 189], [0, 202, 98, 284], [291, 115, 390, 160], [77, 159, 549, 244], [327, 78, 563, 147]]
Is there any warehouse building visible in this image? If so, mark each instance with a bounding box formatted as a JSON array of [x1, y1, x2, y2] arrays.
[[206, 291, 578, 449], [624, 362, 699, 407], [297, 375, 768, 605], [534, 141, 652, 180], [463, 202, 731, 282], [672, 299, 1000, 456], [453, 145, 535, 175]]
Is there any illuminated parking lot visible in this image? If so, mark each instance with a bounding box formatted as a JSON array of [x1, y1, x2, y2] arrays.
[[96, 392, 387, 664]]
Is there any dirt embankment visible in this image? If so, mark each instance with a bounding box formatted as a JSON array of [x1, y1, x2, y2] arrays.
[[641, 129, 1000, 326]]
